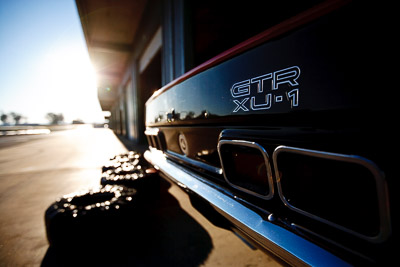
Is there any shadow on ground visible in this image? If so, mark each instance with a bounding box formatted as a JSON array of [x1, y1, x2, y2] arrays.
[[41, 180, 213, 267]]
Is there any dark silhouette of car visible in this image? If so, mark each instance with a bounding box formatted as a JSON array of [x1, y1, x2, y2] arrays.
[[144, 1, 395, 265]]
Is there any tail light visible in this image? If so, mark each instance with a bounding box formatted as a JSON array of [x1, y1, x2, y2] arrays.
[[273, 145, 391, 242], [218, 140, 274, 199]]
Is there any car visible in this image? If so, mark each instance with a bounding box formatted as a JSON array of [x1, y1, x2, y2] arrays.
[[143, 1, 395, 265]]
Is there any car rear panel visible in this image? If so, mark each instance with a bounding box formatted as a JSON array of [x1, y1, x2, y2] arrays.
[[145, 1, 395, 265]]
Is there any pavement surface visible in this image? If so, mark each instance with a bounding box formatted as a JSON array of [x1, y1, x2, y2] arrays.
[[0, 126, 283, 266]]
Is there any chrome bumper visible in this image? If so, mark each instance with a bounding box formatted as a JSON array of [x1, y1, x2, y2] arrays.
[[144, 149, 350, 266]]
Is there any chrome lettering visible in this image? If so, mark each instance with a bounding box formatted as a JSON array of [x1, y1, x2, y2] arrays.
[[233, 98, 249, 112], [231, 80, 250, 98], [273, 66, 300, 90], [230, 66, 301, 113]]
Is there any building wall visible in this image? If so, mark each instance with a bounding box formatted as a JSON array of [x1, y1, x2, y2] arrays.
[[108, 0, 163, 145]]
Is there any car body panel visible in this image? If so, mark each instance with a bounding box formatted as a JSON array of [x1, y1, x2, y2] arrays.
[[145, 1, 395, 265]]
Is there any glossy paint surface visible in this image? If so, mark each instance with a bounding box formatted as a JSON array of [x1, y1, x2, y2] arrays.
[[146, 3, 373, 127]]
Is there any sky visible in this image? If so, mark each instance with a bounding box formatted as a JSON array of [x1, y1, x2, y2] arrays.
[[0, 0, 105, 124]]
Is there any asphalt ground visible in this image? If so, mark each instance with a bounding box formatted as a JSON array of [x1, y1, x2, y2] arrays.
[[0, 126, 282, 266]]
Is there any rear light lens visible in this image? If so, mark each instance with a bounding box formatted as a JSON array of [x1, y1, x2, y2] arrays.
[[273, 145, 390, 242], [218, 140, 274, 199]]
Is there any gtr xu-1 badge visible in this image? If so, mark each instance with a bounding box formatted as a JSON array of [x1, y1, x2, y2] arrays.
[[231, 66, 300, 112]]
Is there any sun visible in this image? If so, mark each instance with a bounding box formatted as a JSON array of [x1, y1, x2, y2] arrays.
[[38, 44, 103, 122], [44, 45, 97, 91]]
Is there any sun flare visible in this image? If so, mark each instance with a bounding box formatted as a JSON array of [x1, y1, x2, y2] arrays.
[[44, 46, 97, 90], [38, 45, 102, 122]]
